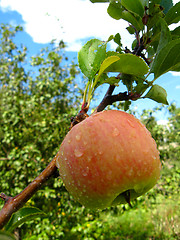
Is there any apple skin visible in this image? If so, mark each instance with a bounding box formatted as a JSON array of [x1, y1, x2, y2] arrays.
[[56, 110, 161, 209]]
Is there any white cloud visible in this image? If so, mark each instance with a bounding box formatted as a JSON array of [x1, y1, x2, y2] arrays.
[[0, 0, 134, 51], [0, 0, 179, 52], [170, 72, 180, 77], [176, 85, 180, 89]]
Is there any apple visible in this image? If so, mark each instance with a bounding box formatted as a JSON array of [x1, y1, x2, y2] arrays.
[[56, 110, 161, 209]]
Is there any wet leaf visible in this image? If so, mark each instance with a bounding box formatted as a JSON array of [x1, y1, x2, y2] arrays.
[[5, 207, 47, 232], [78, 39, 106, 80]]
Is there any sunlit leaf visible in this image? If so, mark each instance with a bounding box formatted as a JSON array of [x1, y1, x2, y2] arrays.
[[165, 2, 180, 25], [98, 56, 120, 76], [144, 84, 169, 104], [5, 207, 47, 232], [78, 39, 106, 79], [93, 56, 120, 88], [114, 33, 121, 45], [151, 39, 180, 78], [107, 2, 123, 20], [104, 54, 149, 76]]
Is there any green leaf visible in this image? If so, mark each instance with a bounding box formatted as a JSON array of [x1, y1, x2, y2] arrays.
[[121, 0, 145, 17], [98, 56, 120, 76], [5, 207, 47, 232], [107, 2, 144, 30], [0, 231, 16, 240], [107, 2, 123, 20], [114, 33, 121, 45], [78, 39, 106, 79], [106, 76, 120, 85], [126, 26, 136, 34], [156, 18, 172, 54], [121, 11, 144, 31], [150, 39, 180, 78], [144, 84, 169, 104], [104, 54, 149, 76], [124, 100, 131, 111], [171, 26, 180, 39], [93, 55, 120, 87], [165, 2, 180, 25], [160, 0, 173, 14]]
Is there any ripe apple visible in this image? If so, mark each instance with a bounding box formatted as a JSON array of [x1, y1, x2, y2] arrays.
[[56, 110, 161, 209]]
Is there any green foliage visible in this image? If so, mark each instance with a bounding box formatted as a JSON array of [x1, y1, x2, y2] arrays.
[[79, 0, 180, 108]]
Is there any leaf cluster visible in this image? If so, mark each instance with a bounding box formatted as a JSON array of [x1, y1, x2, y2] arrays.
[[79, 0, 180, 110]]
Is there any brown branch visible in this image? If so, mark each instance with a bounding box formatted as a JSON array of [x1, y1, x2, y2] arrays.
[[93, 83, 131, 114], [0, 154, 58, 229]]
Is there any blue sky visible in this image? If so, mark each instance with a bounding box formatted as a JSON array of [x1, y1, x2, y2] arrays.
[[0, 0, 179, 122]]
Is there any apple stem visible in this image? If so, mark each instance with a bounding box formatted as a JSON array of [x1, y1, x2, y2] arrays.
[[123, 190, 133, 208]]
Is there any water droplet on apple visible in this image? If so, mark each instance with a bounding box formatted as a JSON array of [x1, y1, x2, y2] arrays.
[[127, 119, 135, 128], [87, 156, 92, 162], [82, 167, 89, 176], [68, 139, 71, 144], [76, 134, 81, 141], [98, 150, 103, 155], [106, 170, 112, 180], [113, 128, 119, 137], [84, 140, 87, 146], [56, 159, 60, 169], [128, 168, 133, 176], [74, 149, 83, 158]]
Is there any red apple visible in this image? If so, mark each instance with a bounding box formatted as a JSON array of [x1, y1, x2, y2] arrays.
[[56, 110, 161, 209]]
